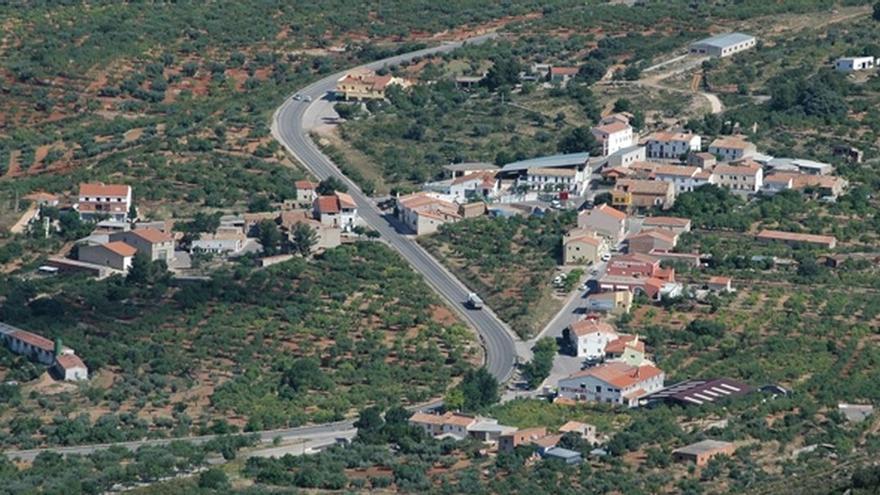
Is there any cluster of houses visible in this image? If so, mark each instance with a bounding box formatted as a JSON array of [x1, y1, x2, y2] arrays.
[[0, 322, 88, 382], [28, 181, 362, 278], [409, 410, 600, 464], [409, 405, 741, 467]]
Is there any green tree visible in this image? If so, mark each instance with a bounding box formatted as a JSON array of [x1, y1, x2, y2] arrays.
[[521, 338, 556, 389], [186, 212, 221, 234], [291, 222, 317, 256], [482, 57, 521, 91], [256, 219, 283, 255], [454, 368, 499, 412], [557, 126, 602, 155], [316, 177, 347, 195], [198, 468, 230, 490], [874, 1, 880, 21]]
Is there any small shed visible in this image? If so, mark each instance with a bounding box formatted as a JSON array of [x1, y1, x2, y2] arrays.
[[673, 439, 735, 466]]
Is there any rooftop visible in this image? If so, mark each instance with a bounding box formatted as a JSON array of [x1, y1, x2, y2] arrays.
[[709, 136, 753, 150], [569, 319, 617, 337], [55, 353, 87, 370], [644, 378, 752, 406], [566, 361, 663, 388], [10, 329, 56, 352], [673, 439, 735, 456], [646, 131, 697, 142], [315, 196, 340, 214], [593, 121, 631, 134], [592, 203, 627, 221], [500, 152, 590, 173], [691, 32, 755, 49], [295, 180, 317, 190], [443, 162, 499, 173], [628, 229, 676, 243], [131, 228, 173, 244], [756, 229, 836, 245], [79, 182, 131, 197], [103, 241, 137, 257], [643, 216, 691, 227], [615, 179, 672, 195]]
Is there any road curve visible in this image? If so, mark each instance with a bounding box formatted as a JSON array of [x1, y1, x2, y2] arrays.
[[3, 35, 519, 463], [271, 33, 521, 382]]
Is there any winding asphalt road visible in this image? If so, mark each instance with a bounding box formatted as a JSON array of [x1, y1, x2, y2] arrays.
[[4, 34, 520, 463], [271, 33, 522, 382]]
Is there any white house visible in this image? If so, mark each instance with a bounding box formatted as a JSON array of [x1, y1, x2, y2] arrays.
[[835, 56, 875, 72], [518, 167, 588, 194], [568, 320, 618, 358], [314, 192, 360, 232], [651, 165, 715, 193], [591, 121, 634, 156], [603, 145, 646, 170], [645, 132, 701, 160], [689, 33, 756, 58], [78, 241, 137, 272], [397, 192, 462, 236], [423, 171, 499, 203], [707, 136, 756, 162], [557, 361, 665, 407], [54, 354, 89, 381], [77, 183, 132, 223], [191, 231, 246, 254], [714, 161, 763, 193]]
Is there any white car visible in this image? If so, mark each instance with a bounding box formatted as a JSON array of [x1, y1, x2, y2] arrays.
[[304, 95, 313, 102], [601, 253, 611, 262], [293, 94, 303, 101]]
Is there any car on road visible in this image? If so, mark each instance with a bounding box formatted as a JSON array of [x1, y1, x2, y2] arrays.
[[601, 253, 611, 262], [293, 94, 303, 101], [466, 292, 484, 310], [304, 95, 313, 102]]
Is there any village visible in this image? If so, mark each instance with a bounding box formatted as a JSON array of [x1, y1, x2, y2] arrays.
[[2, 7, 880, 491]]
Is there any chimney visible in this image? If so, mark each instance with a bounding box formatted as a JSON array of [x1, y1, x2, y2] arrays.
[[54, 338, 62, 357]]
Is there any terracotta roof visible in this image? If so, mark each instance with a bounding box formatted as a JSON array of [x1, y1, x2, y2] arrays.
[[55, 354, 86, 370], [647, 131, 697, 142], [708, 276, 731, 285], [442, 412, 477, 427], [550, 66, 579, 76], [714, 163, 761, 175], [568, 361, 663, 388], [103, 241, 137, 257], [558, 421, 591, 433], [629, 229, 677, 243], [335, 192, 357, 209], [315, 196, 340, 214], [410, 412, 447, 425], [295, 180, 317, 190], [570, 319, 617, 337], [653, 165, 701, 178], [566, 234, 601, 247], [10, 330, 55, 352], [593, 121, 631, 134], [79, 183, 130, 197], [531, 434, 563, 448], [605, 334, 644, 354], [132, 228, 172, 244], [594, 203, 627, 221], [709, 136, 753, 150], [609, 253, 659, 265], [615, 179, 672, 195], [643, 216, 691, 227], [398, 193, 459, 213], [451, 171, 497, 186], [756, 229, 836, 246]]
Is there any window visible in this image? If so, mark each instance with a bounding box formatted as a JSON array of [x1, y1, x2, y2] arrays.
[[595, 385, 602, 393]]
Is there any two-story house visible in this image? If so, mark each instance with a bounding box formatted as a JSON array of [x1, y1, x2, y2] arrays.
[[77, 183, 132, 223], [557, 361, 665, 407], [644, 132, 701, 160]]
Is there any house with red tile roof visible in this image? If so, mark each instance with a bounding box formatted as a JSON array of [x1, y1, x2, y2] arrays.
[[563, 228, 607, 265], [591, 120, 634, 156], [77, 183, 132, 223], [756, 229, 837, 249], [78, 241, 137, 272], [641, 216, 692, 234], [335, 68, 410, 100], [294, 180, 318, 205], [567, 320, 619, 358], [313, 192, 359, 232], [110, 228, 174, 262], [706, 276, 733, 292], [627, 229, 677, 254], [397, 192, 462, 236], [549, 66, 579, 85], [557, 361, 665, 407], [0, 322, 88, 381], [577, 204, 627, 244], [644, 131, 701, 160], [708, 135, 756, 162]]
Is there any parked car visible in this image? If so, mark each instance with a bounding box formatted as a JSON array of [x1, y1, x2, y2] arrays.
[[601, 253, 611, 262]]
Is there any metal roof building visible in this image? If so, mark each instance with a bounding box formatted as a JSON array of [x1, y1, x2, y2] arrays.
[[642, 378, 752, 407], [690, 33, 756, 58], [499, 152, 590, 174]]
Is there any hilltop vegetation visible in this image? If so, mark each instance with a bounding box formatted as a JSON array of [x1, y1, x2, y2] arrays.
[[0, 243, 476, 449]]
